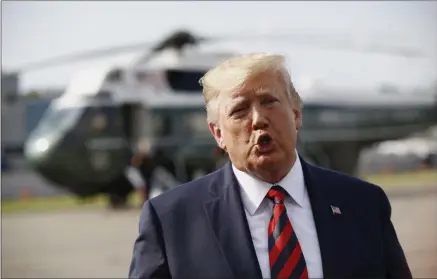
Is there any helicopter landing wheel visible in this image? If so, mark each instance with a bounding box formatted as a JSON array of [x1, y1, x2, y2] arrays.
[[108, 192, 129, 209]]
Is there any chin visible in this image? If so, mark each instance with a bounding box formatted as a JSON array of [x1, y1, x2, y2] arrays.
[[253, 153, 282, 168]]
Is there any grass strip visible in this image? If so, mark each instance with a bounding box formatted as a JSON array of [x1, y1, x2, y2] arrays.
[[2, 170, 436, 214]]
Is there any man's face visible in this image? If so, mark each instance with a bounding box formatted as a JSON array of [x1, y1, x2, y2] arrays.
[[209, 70, 302, 182]]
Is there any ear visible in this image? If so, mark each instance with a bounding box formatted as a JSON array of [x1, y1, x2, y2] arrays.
[[293, 108, 302, 131], [208, 122, 226, 151]]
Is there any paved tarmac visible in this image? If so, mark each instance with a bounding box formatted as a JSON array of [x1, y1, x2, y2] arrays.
[[2, 193, 436, 278], [1, 155, 69, 200], [1, 169, 68, 199]]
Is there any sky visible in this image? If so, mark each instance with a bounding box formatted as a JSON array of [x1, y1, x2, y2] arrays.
[[2, 1, 437, 93]]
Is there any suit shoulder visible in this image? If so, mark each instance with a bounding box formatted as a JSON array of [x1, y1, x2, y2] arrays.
[[148, 167, 223, 213], [310, 164, 385, 197]]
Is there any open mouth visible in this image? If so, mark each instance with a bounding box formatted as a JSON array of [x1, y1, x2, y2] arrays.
[[258, 134, 272, 146], [256, 134, 274, 153]]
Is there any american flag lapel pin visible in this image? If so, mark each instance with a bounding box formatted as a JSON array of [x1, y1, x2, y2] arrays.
[[330, 205, 342, 215]]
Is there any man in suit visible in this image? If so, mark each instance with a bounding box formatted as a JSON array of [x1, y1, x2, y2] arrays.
[[129, 53, 412, 278]]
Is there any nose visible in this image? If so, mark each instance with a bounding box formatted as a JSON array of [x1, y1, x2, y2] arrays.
[[251, 105, 269, 130]]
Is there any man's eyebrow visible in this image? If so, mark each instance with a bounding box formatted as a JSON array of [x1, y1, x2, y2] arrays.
[[252, 86, 279, 95], [224, 98, 247, 114], [253, 87, 270, 94], [229, 98, 247, 108]]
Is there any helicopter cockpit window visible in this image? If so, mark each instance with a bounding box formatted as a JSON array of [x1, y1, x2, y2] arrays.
[[165, 69, 205, 92], [31, 106, 84, 137]]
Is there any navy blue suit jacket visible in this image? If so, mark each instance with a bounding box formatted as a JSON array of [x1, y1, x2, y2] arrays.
[[129, 158, 412, 278]]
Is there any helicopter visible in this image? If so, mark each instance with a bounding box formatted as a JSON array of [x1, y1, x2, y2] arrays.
[[20, 29, 437, 208]]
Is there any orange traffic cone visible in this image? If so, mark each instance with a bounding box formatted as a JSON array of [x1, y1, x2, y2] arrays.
[[19, 187, 32, 201]]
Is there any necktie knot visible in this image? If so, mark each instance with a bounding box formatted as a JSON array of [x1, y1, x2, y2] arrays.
[[267, 185, 287, 204]]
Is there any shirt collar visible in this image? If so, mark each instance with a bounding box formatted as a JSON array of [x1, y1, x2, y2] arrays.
[[232, 150, 306, 216]]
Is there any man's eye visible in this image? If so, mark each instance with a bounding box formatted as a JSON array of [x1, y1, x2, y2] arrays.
[[263, 98, 277, 105], [230, 106, 248, 117], [231, 108, 243, 115]]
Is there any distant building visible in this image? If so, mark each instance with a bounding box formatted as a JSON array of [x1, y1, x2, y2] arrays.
[[2, 98, 56, 153], [1, 72, 20, 102], [2, 72, 62, 153]]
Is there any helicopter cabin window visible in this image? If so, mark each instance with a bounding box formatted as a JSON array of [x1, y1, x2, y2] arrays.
[[106, 69, 123, 83], [165, 69, 205, 92], [136, 71, 147, 82], [185, 112, 210, 137]]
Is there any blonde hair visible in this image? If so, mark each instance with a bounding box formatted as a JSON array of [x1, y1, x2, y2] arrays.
[[199, 53, 302, 123]]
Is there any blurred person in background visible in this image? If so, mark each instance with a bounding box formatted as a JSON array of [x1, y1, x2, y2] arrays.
[[126, 140, 155, 205], [129, 53, 412, 279]]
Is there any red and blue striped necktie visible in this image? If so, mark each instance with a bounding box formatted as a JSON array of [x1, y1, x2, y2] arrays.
[[267, 185, 308, 279]]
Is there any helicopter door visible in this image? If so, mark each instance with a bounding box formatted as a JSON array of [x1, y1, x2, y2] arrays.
[[121, 103, 151, 148], [121, 104, 137, 146]]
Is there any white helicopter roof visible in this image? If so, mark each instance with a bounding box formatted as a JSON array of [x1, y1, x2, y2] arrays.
[[63, 65, 115, 96], [48, 40, 435, 110], [55, 68, 435, 110], [137, 46, 238, 71]]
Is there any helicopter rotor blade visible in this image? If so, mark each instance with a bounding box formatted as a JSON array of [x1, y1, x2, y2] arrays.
[[205, 32, 426, 58], [15, 29, 196, 73], [132, 29, 201, 67], [14, 29, 426, 74], [15, 42, 154, 73]]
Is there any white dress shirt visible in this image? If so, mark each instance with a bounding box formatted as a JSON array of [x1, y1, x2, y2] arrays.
[[232, 153, 324, 279]]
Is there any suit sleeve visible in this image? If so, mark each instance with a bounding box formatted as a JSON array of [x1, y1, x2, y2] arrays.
[[378, 188, 413, 279], [129, 201, 170, 278]]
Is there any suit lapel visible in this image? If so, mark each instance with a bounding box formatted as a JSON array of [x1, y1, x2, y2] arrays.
[[203, 163, 263, 278], [202, 157, 355, 278], [300, 157, 350, 278]]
